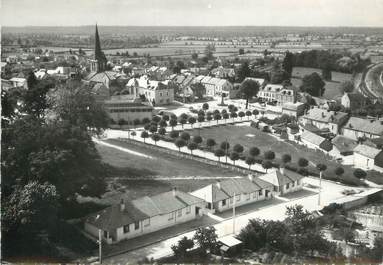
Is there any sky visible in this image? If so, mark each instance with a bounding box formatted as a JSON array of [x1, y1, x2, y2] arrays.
[[1, 0, 383, 27]]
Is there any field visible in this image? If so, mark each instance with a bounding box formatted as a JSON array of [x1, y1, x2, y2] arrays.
[[184, 123, 381, 185], [96, 139, 243, 203], [291, 78, 342, 100]]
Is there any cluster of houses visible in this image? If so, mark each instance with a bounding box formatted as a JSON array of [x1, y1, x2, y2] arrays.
[[84, 167, 304, 244]]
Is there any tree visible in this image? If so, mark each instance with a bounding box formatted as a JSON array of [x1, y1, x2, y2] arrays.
[[193, 135, 203, 146], [179, 118, 187, 129], [180, 132, 190, 142], [220, 141, 230, 163], [118, 118, 126, 128], [188, 116, 196, 128], [239, 48, 245, 55], [187, 142, 198, 155], [202, 102, 209, 111], [24, 75, 55, 118], [152, 115, 161, 123], [270, 69, 289, 84], [158, 127, 166, 136], [264, 150, 275, 160], [282, 51, 294, 76], [214, 113, 222, 124], [230, 151, 240, 165], [206, 114, 213, 124], [222, 112, 229, 122], [262, 160, 273, 172], [159, 120, 167, 128], [162, 114, 170, 121], [249, 147, 260, 157], [246, 110, 252, 120], [170, 130, 179, 140], [246, 156, 256, 169], [300, 72, 325, 97], [142, 117, 151, 124], [151, 133, 160, 145], [237, 61, 250, 82], [193, 226, 218, 254], [171, 236, 194, 260], [282, 154, 292, 166], [141, 131, 149, 143], [334, 166, 345, 182], [214, 148, 225, 162], [238, 111, 245, 120], [339, 80, 354, 94], [233, 144, 244, 154], [252, 109, 259, 116], [240, 79, 260, 109], [175, 139, 186, 152], [190, 83, 206, 99], [206, 138, 216, 150], [197, 115, 205, 127], [149, 124, 158, 134], [204, 44, 215, 60], [230, 111, 238, 121], [169, 119, 178, 130], [298, 157, 309, 176], [133, 118, 141, 126], [353, 168, 367, 180]]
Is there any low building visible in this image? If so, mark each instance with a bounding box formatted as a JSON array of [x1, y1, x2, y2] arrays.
[[210, 66, 236, 79], [353, 144, 383, 172], [342, 117, 383, 141], [9, 77, 28, 89], [104, 94, 153, 124], [84, 71, 128, 89], [197, 76, 234, 99], [84, 189, 205, 244], [300, 130, 333, 152], [190, 176, 273, 213], [300, 107, 349, 135], [258, 168, 304, 196], [257, 84, 296, 105], [330, 135, 358, 158], [282, 102, 306, 118]]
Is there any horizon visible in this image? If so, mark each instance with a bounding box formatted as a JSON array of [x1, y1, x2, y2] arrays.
[[1, 0, 383, 28]]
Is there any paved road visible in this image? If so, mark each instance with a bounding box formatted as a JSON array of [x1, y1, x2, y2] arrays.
[[102, 177, 381, 264]]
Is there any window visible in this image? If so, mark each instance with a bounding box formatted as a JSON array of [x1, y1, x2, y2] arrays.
[[286, 183, 289, 190], [186, 206, 191, 214], [166, 92, 169, 96], [246, 193, 250, 200], [178, 209, 182, 217], [103, 230, 108, 238], [259, 190, 263, 196], [292, 181, 295, 187], [222, 199, 227, 206], [123, 224, 130, 233], [159, 92, 163, 97], [143, 218, 150, 227], [134, 221, 139, 230], [274, 186, 279, 192], [252, 192, 256, 199], [236, 195, 241, 201], [168, 212, 174, 220]]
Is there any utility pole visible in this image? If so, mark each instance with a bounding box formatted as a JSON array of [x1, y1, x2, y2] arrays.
[[98, 229, 102, 264], [232, 192, 236, 234], [318, 170, 322, 206]]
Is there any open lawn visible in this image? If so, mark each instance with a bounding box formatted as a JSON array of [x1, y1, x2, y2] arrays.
[[96, 140, 243, 202], [184, 124, 368, 186]]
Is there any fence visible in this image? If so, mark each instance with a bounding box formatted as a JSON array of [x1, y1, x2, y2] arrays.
[[117, 137, 261, 176]]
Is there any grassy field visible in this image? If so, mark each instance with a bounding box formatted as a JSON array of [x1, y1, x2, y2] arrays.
[[184, 124, 378, 185], [291, 78, 342, 100], [96, 139, 243, 202]]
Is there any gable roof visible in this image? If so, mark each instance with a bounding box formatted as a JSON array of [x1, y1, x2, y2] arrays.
[[85, 190, 203, 231], [301, 130, 326, 146], [344, 117, 383, 136], [258, 169, 304, 187], [354, 144, 382, 159], [302, 107, 348, 124], [331, 135, 358, 154]]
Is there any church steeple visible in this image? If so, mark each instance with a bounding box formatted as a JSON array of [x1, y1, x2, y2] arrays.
[[90, 24, 107, 72]]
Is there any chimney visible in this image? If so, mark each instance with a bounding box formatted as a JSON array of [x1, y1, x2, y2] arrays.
[[120, 199, 125, 211], [216, 182, 221, 190], [172, 187, 177, 197], [248, 175, 253, 182]]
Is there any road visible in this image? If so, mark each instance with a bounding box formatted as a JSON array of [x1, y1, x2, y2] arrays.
[[102, 177, 381, 264]]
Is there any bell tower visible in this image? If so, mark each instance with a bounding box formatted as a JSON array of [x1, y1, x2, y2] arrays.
[[90, 24, 107, 72]]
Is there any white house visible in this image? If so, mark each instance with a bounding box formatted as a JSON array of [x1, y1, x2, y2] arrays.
[[190, 176, 273, 213], [257, 84, 297, 105], [258, 168, 304, 196], [300, 130, 333, 152], [342, 117, 383, 141], [84, 189, 205, 244], [9, 77, 28, 89], [197, 76, 234, 99], [353, 144, 383, 172]]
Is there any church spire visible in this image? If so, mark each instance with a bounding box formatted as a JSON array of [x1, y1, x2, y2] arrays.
[[91, 24, 107, 72], [94, 24, 102, 60]]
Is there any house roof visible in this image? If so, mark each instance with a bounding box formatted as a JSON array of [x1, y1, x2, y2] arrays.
[[302, 108, 348, 124], [243, 77, 265, 85], [331, 135, 358, 154], [191, 184, 230, 203], [86, 190, 203, 231], [85, 71, 126, 83], [344, 117, 383, 136], [258, 169, 304, 187], [353, 144, 382, 159], [301, 130, 326, 146]]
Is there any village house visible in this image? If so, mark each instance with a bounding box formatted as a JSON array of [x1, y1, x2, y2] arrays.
[[126, 75, 174, 106], [210, 66, 236, 79], [353, 144, 383, 172], [282, 102, 306, 118], [190, 176, 273, 213], [258, 168, 304, 196], [342, 117, 383, 141], [341, 93, 367, 110], [196, 75, 235, 99], [330, 135, 358, 159], [84, 189, 205, 244], [9, 77, 28, 89], [300, 130, 333, 152], [300, 107, 349, 135], [257, 84, 296, 105]]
